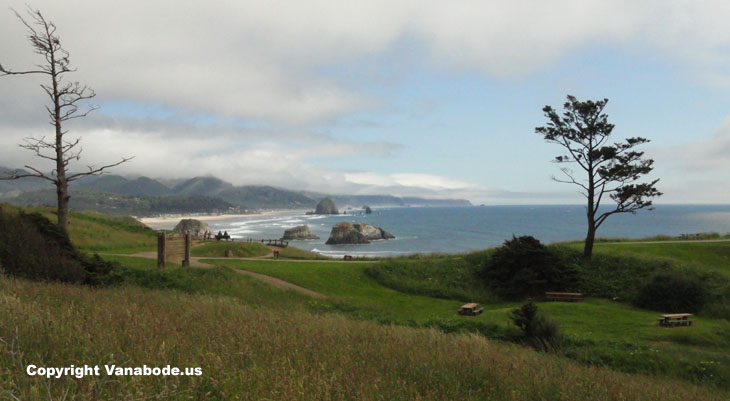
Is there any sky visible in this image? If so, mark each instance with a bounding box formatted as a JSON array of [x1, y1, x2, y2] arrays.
[[1, 1, 730, 204]]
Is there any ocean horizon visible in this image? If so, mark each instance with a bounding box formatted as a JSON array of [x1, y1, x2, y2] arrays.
[[146, 204, 730, 257]]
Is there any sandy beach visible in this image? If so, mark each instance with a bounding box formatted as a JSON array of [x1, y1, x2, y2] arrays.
[[139, 209, 303, 226]]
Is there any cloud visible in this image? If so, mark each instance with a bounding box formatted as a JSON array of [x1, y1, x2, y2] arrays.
[[655, 121, 730, 172], [4, 1, 730, 125], [4, 1, 730, 203]]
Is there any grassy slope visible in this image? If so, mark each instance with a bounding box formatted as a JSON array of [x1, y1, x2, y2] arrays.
[[0, 204, 158, 254], [2, 274, 728, 401], [206, 258, 730, 390], [587, 241, 730, 276]]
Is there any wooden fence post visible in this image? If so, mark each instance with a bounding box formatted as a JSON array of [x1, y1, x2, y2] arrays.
[[183, 231, 191, 267], [157, 231, 166, 269]]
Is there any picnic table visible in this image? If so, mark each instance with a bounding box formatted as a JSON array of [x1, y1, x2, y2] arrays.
[[658, 313, 693, 327], [458, 303, 483, 316], [545, 292, 584, 302]]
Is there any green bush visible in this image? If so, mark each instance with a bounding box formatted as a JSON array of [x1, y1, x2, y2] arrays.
[[634, 273, 707, 313], [0, 208, 118, 286], [484, 236, 578, 299], [511, 301, 563, 352]]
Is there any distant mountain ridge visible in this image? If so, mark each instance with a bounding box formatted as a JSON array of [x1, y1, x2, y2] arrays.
[[0, 168, 472, 214]]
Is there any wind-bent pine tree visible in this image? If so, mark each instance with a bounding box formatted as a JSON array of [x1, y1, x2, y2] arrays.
[[535, 95, 662, 259], [0, 8, 132, 232]]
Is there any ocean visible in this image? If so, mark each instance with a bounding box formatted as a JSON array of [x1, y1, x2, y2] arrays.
[[152, 205, 730, 257]]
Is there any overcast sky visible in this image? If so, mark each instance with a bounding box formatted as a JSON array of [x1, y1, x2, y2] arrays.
[[2, 1, 730, 204]]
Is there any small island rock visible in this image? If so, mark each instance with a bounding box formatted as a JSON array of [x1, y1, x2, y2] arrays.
[[314, 197, 339, 215], [282, 225, 320, 240], [325, 222, 395, 244], [363, 205, 372, 214], [173, 219, 210, 238]]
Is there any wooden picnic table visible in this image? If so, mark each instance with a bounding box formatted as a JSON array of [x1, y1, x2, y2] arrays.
[[545, 292, 584, 302], [658, 313, 693, 327]]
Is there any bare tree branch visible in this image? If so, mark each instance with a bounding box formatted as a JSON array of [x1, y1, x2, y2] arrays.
[[0, 7, 133, 231]]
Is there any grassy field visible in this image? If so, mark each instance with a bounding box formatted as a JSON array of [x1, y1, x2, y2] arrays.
[[206, 257, 730, 390], [3, 274, 729, 401]]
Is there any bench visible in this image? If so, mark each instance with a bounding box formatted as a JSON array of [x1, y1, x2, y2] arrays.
[[215, 234, 231, 241], [658, 313, 693, 327], [545, 292, 584, 302], [458, 303, 483, 316]]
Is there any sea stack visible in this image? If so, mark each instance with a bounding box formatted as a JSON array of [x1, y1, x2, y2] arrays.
[[173, 219, 210, 238], [363, 205, 372, 214], [282, 225, 320, 240], [325, 222, 395, 244], [314, 197, 339, 215]]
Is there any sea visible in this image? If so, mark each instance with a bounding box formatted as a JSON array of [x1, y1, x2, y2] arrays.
[[149, 205, 730, 258]]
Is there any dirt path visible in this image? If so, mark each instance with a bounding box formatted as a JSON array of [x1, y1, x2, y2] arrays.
[[102, 252, 327, 299]]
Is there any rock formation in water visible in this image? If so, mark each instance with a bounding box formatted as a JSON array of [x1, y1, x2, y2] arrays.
[[325, 222, 395, 244], [363, 205, 372, 214], [314, 197, 339, 215], [281, 225, 320, 240], [173, 219, 210, 238]]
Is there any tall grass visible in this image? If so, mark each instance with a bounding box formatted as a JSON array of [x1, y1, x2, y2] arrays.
[[1, 275, 727, 400]]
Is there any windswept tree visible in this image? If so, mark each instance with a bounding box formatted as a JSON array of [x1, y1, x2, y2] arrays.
[[535, 95, 661, 259], [0, 8, 132, 232]]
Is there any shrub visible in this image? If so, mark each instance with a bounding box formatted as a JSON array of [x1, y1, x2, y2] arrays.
[[511, 301, 563, 352], [0, 207, 118, 286], [483, 236, 578, 299], [634, 273, 707, 313]]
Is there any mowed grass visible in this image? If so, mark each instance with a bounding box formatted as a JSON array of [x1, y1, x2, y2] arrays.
[[207, 258, 730, 390], [2, 275, 729, 401], [204, 258, 481, 321]]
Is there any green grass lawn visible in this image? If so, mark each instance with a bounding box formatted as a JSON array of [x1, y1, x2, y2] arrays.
[[205, 257, 730, 390]]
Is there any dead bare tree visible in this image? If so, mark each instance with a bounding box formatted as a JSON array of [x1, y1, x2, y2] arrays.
[[0, 8, 132, 232]]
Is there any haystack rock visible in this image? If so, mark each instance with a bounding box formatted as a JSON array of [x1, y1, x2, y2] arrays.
[[314, 197, 339, 215], [325, 222, 395, 245], [282, 225, 320, 240], [173, 219, 210, 238]]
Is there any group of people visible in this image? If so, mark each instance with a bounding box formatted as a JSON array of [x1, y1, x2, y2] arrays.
[[201, 230, 230, 241]]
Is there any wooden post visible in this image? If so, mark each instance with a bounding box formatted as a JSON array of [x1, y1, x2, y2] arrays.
[[157, 231, 166, 269], [183, 231, 191, 267]]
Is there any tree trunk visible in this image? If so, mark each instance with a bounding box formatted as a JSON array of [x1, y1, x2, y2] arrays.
[[583, 220, 596, 259], [56, 180, 70, 232]]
